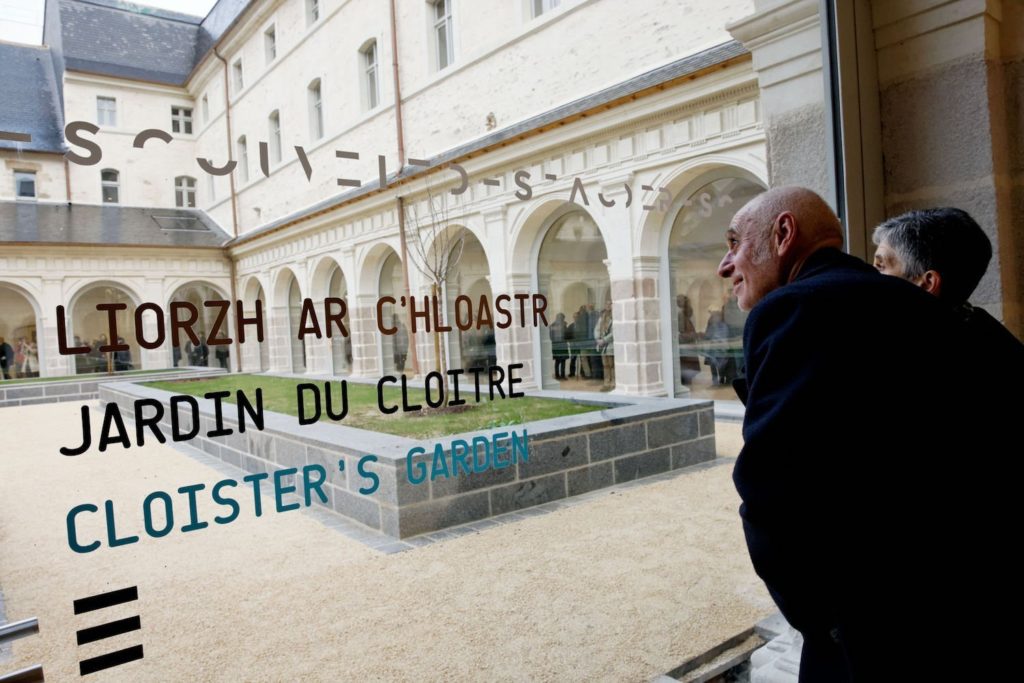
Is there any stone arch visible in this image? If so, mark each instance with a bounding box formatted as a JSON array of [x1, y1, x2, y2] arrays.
[[165, 280, 232, 369], [66, 280, 143, 375], [239, 275, 270, 372], [270, 266, 307, 373], [309, 254, 352, 375], [635, 157, 767, 259], [658, 168, 767, 399], [531, 205, 614, 392]]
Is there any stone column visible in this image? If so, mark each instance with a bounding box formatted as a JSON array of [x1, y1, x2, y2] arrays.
[[494, 273, 539, 390], [871, 0, 1023, 337], [728, 0, 833, 203], [140, 278, 166, 371], [268, 303, 292, 372], [350, 294, 379, 377], [39, 278, 69, 377], [612, 256, 664, 396]]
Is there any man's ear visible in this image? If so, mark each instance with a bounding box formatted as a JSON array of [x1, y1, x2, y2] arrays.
[[919, 270, 942, 297], [774, 211, 798, 255]]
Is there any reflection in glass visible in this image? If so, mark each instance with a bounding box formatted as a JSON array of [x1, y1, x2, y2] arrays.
[[445, 232, 495, 371], [169, 283, 230, 369], [537, 210, 612, 392], [71, 284, 138, 375], [0, 286, 39, 379], [668, 176, 764, 399]]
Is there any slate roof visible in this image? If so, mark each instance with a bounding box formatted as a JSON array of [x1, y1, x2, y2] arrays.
[[56, 0, 252, 86], [0, 42, 65, 153], [0, 201, 231, 247], [231, 40, 750, 245]]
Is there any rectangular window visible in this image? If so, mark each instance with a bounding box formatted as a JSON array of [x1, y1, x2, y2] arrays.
[[364, 42, 379, 110], [207, 174, 216, 202], [532, 0, 561, 17], [175, 176, 196, 208], [269, 111, 282, 164], [202, 94, 209, 123], [14, 171, 36, 199], [96, 96, 117, 126], [232, 59, 244, 92], [237, 137, 249, 183], [309, 82, 324, 140], [171, 106, 193, 134], [307, 0, 319, 25], [432, 0, 454, 70], [101, 169, 119, 204], [264, 25, 276, 63]]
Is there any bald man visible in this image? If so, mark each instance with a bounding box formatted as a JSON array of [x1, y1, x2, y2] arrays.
[[718, 187, 1002, 681]]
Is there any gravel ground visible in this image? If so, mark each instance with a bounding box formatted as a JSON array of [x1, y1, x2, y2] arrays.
[[0, 401, 770, 682]]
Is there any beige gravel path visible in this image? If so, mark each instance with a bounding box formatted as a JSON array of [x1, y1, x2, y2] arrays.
[[0, 401, 769, 681]]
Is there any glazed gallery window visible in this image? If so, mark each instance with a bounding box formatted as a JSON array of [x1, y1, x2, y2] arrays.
[[362, 40, 379, 110], [431, 0, 454, 70], [268, 110, 282, 164], [171, 106, 193, 134], [667, 176, 764, 400], [100, 169, 119, 203], [169, 283, 231, 370], [537, 210, 613, 393], [14, 171, 36, 199], [96, 96, 117, 126], [0, 285, 39, 379], [175, 176, 196, 208], [264, 25, 277, 63], [236, 136, 249, 183], [308, 79, 324, 141], [70, 285, 138, 375]]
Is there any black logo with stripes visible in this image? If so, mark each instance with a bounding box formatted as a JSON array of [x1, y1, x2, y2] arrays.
[[73, 586, 144, 676]]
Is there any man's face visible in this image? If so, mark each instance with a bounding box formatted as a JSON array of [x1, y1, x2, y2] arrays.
[[717, 210, 779, 311], [872, 239, 905, 277]]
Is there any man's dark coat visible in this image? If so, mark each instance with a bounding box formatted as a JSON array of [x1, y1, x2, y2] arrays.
[[732, 248, 1009, 681]]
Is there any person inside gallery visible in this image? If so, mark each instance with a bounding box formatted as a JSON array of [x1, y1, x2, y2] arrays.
[[716, 185, 1007, 681], [549, 312, 568, 379]]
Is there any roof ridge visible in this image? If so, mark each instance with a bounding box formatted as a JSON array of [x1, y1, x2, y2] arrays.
[[66, 0, 204, 25]]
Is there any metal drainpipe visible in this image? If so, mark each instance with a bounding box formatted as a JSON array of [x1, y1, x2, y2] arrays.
[[213, 47, 242, 372], [389, 0, 419, 375]]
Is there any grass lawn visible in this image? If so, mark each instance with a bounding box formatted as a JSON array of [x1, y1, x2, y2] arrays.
[[145, 374, 605, 439], [3, 368, 187, 386]]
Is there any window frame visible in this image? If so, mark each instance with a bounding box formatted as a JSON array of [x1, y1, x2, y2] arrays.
[[531, 0, 561, 18], [268, 110, 282, 165], [362, 40, 380, 110], [14, 170, 37, 200], [171, 106, 194, 135], [96, 96, 117, 127], [308, 79, 324, 141], [264, 24, 277, 64], [100, 169, 120, 204], [175, 175, 197, 208], [232, 59, 244, 93], [236, 135, 249, 183], [431, 0, 454, 71]]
